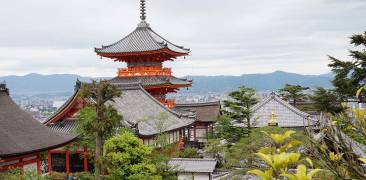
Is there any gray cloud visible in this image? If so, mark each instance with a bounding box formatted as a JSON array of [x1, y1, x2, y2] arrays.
[[0, 0, 365, 77]]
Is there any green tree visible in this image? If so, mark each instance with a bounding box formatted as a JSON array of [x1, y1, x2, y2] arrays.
[[279, 84, 309, 107], [223, 86, 258, 132], [328, 31, 366, 101], [310, 87, 345, 114], [77, 80, 122, 180], [103, 131, 161, 180]]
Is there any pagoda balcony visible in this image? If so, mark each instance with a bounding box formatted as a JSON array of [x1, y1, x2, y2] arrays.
[[117, 66, 172, 77], [158, 99, 176, 108]]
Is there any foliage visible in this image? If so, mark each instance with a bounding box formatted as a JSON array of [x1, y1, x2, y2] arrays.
[[150, 147, 178, 180], [72, 172, 95, 180], [310, 87, 345, 114], [215, 115, 246, 143], [279, 84, 309, 107], [0, 169, 51, 180], [77, 80, 122, 180], [328, 31, 366, 101], [176, 147, 201, 158], [248, 130, 322, 179], [103, 131, 161, 180], [206, 126, 310, 170], [223, 86, 258, 129], [306, 113, 366, 179]]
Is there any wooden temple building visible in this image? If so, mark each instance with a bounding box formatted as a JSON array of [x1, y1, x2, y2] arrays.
[[42, 0, 220, 175], [0, 83, 76, 174]]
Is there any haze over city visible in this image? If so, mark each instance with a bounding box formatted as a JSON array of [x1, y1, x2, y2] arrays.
[[1, 0, 365, 77]]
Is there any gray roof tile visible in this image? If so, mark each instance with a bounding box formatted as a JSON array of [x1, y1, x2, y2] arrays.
[[0, 86, 76, 157], [168, 158, 217, 173], [95, 21, 189, 55]]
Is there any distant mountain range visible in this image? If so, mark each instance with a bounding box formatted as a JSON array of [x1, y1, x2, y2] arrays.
[[0, 71, 333, 95]]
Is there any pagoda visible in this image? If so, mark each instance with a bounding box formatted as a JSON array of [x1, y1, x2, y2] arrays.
[[95, 0, 191, 108]]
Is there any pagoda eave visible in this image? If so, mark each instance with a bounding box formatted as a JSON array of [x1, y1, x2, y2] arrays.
[[144, 84, 191, 90], [96, 48, 188, 62]]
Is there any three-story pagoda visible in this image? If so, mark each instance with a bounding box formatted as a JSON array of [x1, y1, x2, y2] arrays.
[[95, 0, 191, 108]]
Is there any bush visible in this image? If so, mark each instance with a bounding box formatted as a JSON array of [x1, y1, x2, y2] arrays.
[[177, 147, 201, 158]]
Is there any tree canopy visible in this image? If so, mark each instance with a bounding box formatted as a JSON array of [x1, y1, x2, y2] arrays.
[[278, 84, 309, 107], [103, 131, 161, 180]]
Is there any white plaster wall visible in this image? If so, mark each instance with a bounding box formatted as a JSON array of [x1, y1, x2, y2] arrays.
[[177, 172, 210, 180]]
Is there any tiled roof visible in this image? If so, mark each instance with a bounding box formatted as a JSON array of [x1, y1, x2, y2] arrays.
[[168, 158, 217, 173], [48, 119, 76, 134], [95, 21, 189, 55], [0, 85, 76, 157], [175, 101, 221, 122], [250, 92, 315, 127], [110, 76, 192, 87], [46, 83, 195, 137], [108, 84, 195, 136]]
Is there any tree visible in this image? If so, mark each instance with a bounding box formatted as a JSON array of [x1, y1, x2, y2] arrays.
[[278, 84, 309, 107], [77, 80, 122, 180], [223, 86, 258, 133], [328, 31, 366, 101], [310, 87, 345, 114], [103, 130, 161, 180]]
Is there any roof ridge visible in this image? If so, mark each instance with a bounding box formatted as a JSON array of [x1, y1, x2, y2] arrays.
[[176, 101, 220, 107], [136, 85, 195, 119]]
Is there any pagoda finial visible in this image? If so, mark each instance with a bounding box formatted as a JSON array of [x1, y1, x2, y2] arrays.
[[140, 0, 146, 21]]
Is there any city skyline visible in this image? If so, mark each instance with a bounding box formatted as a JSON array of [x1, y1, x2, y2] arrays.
[[0, 0, 365, 77]]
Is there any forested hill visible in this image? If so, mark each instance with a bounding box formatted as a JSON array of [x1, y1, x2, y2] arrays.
[[0, 71, 333, 95], [183, 71, 333, 93]]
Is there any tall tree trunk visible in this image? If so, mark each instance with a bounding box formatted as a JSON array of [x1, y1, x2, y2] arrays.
[[95, 88, 103, 180], [95, 132, 102, 180]]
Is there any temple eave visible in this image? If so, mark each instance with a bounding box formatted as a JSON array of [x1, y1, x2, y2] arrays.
[[96, 48, 188, 60]]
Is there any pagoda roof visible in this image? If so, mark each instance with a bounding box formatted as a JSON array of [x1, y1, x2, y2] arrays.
[[46, 82, 195, 137], [175, 101, 221, 123], [95, 21, 190, 57], [110, 75, 192, 87], [0, 84, 76, 158]]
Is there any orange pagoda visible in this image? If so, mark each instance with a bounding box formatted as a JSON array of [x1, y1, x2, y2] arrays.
[[95, 0, 191, 108]]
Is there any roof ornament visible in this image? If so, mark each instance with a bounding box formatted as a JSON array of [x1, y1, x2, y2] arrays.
[[140, 0, 146, 21], [137, 0, 149, 28]]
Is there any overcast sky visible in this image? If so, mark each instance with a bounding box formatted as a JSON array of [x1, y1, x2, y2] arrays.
[[0, 0, 365, 77]]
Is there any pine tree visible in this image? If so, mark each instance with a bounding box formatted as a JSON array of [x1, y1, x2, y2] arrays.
[[223, 86, 258, 136], [77, 80, 122, 180], [328, 31, 366, 101], [278, 84, 309, 107]]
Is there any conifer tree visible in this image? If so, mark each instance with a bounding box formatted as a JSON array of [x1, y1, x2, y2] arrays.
[[328, 31, 366, 101], [278, 84, 309, 107], [223, 86, 258, 135], [77, 80, 122, 180]]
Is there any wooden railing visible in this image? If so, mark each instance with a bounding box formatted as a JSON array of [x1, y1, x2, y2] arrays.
[[117, 66, 172, 77]]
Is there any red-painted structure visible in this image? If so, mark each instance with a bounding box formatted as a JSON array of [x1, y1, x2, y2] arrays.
[[95, 0, 191, 108]]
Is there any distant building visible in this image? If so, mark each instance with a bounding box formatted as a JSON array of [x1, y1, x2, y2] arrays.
[[251, 92, 315, 127], [176, 102, 221, 143], [0, 83, 76, 174], [168, 158, 217, 180]]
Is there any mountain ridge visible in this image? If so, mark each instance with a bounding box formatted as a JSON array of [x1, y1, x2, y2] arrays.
[[0, 71, 333, 95]]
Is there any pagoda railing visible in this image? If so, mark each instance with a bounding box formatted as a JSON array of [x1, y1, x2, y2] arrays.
[[117, 66, 172, 77]]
